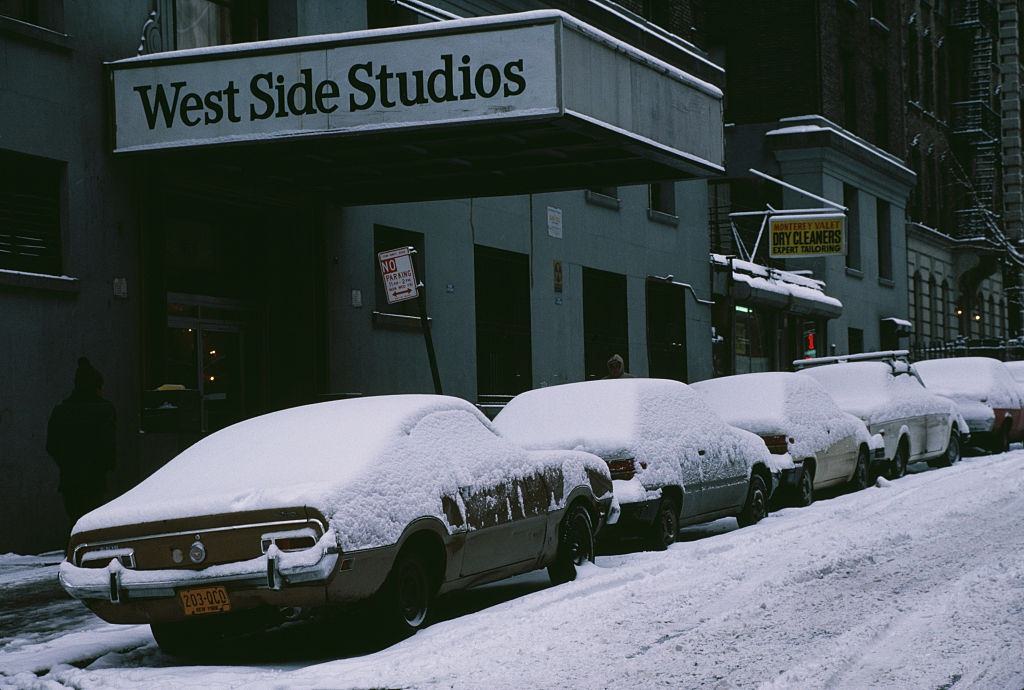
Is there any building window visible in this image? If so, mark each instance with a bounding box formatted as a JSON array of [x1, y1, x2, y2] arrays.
[[913, 272, 923, 345], [373, 225, 424, 318], [922, 38, 935, 112], [366, 0, 418, 29], [649, 181, 676, 216], [928, 275, 939, 340], [873, 68, 889, 149], [848, 327, 864, 355], [583, 267, 628, 380], [0, 150, 63, 276], [475, 246, 532, 397], [844, 184, 861, 271], [870, 0, 886, 23], [0, 0, 63, 31], [941, 280, 952, 340], [876, 198, 892, 279], [989, 293, 997, 338], [174, 0, 265, 50], [841, 50, 858, 133], [908, 27, 919, 103]]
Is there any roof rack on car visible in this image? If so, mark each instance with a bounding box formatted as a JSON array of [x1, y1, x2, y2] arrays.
[[792, 350, 911, 371]]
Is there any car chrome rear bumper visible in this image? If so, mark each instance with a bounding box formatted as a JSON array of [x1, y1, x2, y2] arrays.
[[59, 545, 339, 603]]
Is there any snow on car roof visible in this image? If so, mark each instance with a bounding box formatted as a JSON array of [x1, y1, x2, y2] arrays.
[[693, 372, 869, 459], [73, 396, 478, 534], [914, 357, 1021, 408], [798, 362, 954, 424], [494, 378, 701, 457]]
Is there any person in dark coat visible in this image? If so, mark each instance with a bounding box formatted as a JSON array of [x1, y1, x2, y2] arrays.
[[46, 357, 116, 527]]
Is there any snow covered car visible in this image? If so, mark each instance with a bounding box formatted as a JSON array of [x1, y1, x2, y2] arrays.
[[59, 396, 614, 654], [493, 379, 776, 551], [692, 372, 877, 507], [914, 357, 1024, 452], [795, 353, 963, 477]]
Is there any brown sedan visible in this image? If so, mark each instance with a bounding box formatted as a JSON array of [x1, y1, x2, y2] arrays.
[[60, 395, 613, 655]]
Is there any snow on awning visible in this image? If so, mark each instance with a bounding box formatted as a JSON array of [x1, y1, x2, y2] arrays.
[[716, 256, 843, 318], [881, 317, 913, 334], [106, 11, 724, 203]]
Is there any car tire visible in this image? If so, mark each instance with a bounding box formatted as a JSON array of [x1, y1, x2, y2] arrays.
[[736, 474, 769, 528], [644, 495, 679, 552], [850, 446, 870, 491], [379, 548, 436, 638], [548, 503, 595, 585], [887, 444, 908, 480], [991, 425, 1011, 454], [933, 429, 961, 468], [792, 466, 814, 507]]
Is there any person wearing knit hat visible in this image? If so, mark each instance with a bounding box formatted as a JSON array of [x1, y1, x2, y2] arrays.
[[46, 357, 116, 530]]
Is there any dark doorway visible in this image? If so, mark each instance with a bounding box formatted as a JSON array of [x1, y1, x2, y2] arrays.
[[583, 267, 629, 379], [475, 246, 532, 397], [646, 281, 687, 381]]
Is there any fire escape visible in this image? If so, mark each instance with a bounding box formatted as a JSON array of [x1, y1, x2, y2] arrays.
[[950, 0, 1003, 240]]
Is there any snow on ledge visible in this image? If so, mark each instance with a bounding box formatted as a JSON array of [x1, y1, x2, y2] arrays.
[[716, 256, 843, 310], [111, 10, 722, 99], [767, 116, 914, 177]]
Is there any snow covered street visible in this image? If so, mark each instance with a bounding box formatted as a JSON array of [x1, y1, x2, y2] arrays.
[[3, 450, 1024, 689]]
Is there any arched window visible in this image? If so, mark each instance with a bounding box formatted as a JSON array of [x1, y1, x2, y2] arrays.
[[913, 272, 924, 345], [1001, 299, 1008, 338], [929, 275, 938, 341], [941, 280, 952, 340], [989, 293, 997, 338], [975, 291, 984, 338]]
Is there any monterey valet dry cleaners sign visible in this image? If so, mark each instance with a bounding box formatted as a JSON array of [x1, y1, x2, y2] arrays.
[[110, 21, 558, 152]]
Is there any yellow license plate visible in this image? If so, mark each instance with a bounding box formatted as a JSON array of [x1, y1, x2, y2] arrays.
[[179, 586, 231, 616]]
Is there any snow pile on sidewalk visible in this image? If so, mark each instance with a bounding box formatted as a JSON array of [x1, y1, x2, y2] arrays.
[[693, 372, 870, 460], [494, 378, 771, 501]]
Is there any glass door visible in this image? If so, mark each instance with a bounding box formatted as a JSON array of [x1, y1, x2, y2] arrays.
[[200, 325, 243, 432]]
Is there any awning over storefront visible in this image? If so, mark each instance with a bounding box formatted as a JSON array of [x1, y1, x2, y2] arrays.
[[713, 255, 843, 319], [107, 11, 724, 203]]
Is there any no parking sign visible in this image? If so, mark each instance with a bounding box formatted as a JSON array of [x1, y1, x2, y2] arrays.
[[377, 246, 419, 304]]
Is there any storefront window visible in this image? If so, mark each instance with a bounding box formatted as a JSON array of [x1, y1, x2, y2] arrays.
[[734, 305, 772, 373]]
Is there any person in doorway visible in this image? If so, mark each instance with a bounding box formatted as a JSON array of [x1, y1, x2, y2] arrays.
[[46, 357, 116, 529], [603, 354, 634, 379]]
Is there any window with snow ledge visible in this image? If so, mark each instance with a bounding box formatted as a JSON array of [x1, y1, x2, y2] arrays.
[[0, 149, 65, 277], [648, 181, 678, 226]]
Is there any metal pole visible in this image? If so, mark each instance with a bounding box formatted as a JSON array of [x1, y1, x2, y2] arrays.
[[749, 168, 847, 212], [412, 251, 443, 395]]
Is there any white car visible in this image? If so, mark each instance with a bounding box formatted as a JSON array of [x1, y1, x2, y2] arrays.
[[494, 378, 776, 551], [693, 372, 877, 507], [795, 353, 963, 477], [915, 357, 1024, 452]]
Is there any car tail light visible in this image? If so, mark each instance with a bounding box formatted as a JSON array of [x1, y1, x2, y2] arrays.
[[606, 458, 637, 480], [78, 547, 135, 569], [261, 527, 319, 553], [760, 435, 791, 454]]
